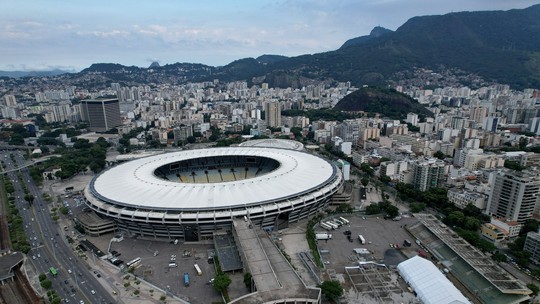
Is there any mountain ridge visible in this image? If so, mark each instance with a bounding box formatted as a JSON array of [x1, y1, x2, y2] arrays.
[[3, 5, 540, 89]]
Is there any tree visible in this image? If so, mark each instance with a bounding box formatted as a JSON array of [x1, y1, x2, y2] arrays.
[[73, 139, 91, 149], [361, 177, 369, 187], [527, 284, 539, 296], [386, 205, 400, 218], [504, 160, 525, 171], [147, 140, 162, 148], [320, 280, 343, 302], [434, 151, 446, 160], [492, 252, 507, 263], [187, 136, 196, 144], [51, 297, 61, 304], [509, 235, 526, 252], [59, 207, 69, 215], [335, 204, 353, 213], [24, 194, 35, 205], [410, 202, 426, 213], [213, 273, 231, 292], [514, 250, 530, 267], [40, 279, 52, 289], [360, 163, 374, 176], [463, 216, 481, 231], [243, 272, 252, 289], [520, 219, 539, 236], [9, 133, 25, 145], [38, 273, 47, 281], [365, 203, 381, 215], [445, 211, 465, 226], [519, 137, 528, 150], [379, 175, 391, 183]]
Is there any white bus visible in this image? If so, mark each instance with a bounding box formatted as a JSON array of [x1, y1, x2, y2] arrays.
[[339, 217, 350, 225], [126, 257, 141, 268], [194, 264, 202, 276], [358, 235, 366, 245], [326, 221, 339, 230], [320, 222, 332, 231]]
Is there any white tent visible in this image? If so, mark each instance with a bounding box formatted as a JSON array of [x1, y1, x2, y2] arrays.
[[397, 256, 470, 304]]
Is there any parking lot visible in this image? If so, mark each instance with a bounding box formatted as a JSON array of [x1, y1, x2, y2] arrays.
[[87, 236, 223, 304], [317, 214, 420, 267], [315, 214, 421, 302]]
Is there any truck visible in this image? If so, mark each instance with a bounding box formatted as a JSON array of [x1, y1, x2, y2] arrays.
[[358, 235, 366, 245], [320, 222, 332, 231], [184, 272, 189, 287], [353, 248, 370, 255], [194, 263, 202, 276], [315, 233, 332, 240]]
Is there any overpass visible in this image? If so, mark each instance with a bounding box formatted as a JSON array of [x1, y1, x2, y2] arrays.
[[0, 155, 59, 174], [229, 218, 321, 304]]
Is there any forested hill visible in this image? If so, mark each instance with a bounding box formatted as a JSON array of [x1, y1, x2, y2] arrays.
[[334, 87, 433, 119]]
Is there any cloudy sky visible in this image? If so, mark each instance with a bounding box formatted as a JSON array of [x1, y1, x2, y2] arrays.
[[1, 0, 538, 71]]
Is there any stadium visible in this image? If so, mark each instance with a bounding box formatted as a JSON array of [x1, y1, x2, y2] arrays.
[[83, 147, 343, 241]]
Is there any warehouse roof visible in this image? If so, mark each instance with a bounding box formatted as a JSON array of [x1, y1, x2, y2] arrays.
[[397, 256, 470, 304]]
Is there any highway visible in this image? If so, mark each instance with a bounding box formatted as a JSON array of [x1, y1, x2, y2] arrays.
[[2, 151, 115, 304]]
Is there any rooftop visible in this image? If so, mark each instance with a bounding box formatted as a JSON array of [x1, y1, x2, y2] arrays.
[[89, 147, 337, 211]]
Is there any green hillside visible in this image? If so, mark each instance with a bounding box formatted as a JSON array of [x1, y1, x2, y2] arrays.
[[334, 87, 433, 119]]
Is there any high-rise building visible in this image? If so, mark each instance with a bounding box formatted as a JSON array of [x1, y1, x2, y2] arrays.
[[482, 116, 500, 132], [470, 106, 488, 123], [2, 94, 17, 107], [81, 98, 121, 132], [530, 117, 540, 136], [173, 125, 193, 143], [524, 232, 540, 266], [412, 159, 446, 191], [487, 169, 540, 224], [264, 101, 281, 128], [406, 113, 419, 126]]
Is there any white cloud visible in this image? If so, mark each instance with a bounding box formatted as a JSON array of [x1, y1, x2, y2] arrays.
[[76, 30, 130, 38], [0, 0, 539, 70]]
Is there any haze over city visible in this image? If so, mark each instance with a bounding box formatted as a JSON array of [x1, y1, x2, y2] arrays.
[[1, 0, 538, 72]]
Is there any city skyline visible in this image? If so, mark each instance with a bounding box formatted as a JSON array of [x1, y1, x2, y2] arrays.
[[1, 0, 538, 72]]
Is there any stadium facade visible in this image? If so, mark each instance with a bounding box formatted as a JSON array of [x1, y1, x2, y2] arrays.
[[83, 147, 342, 241]]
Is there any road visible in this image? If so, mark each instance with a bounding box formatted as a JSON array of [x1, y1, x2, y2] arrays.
[[0, 154, 59, 174], [2, 151, 115, 304]]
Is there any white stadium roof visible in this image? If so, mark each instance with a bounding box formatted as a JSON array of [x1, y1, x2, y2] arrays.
[[397, 256, 470, 304], [239, 139, 304, 150], [90, 147, 336, 210]]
